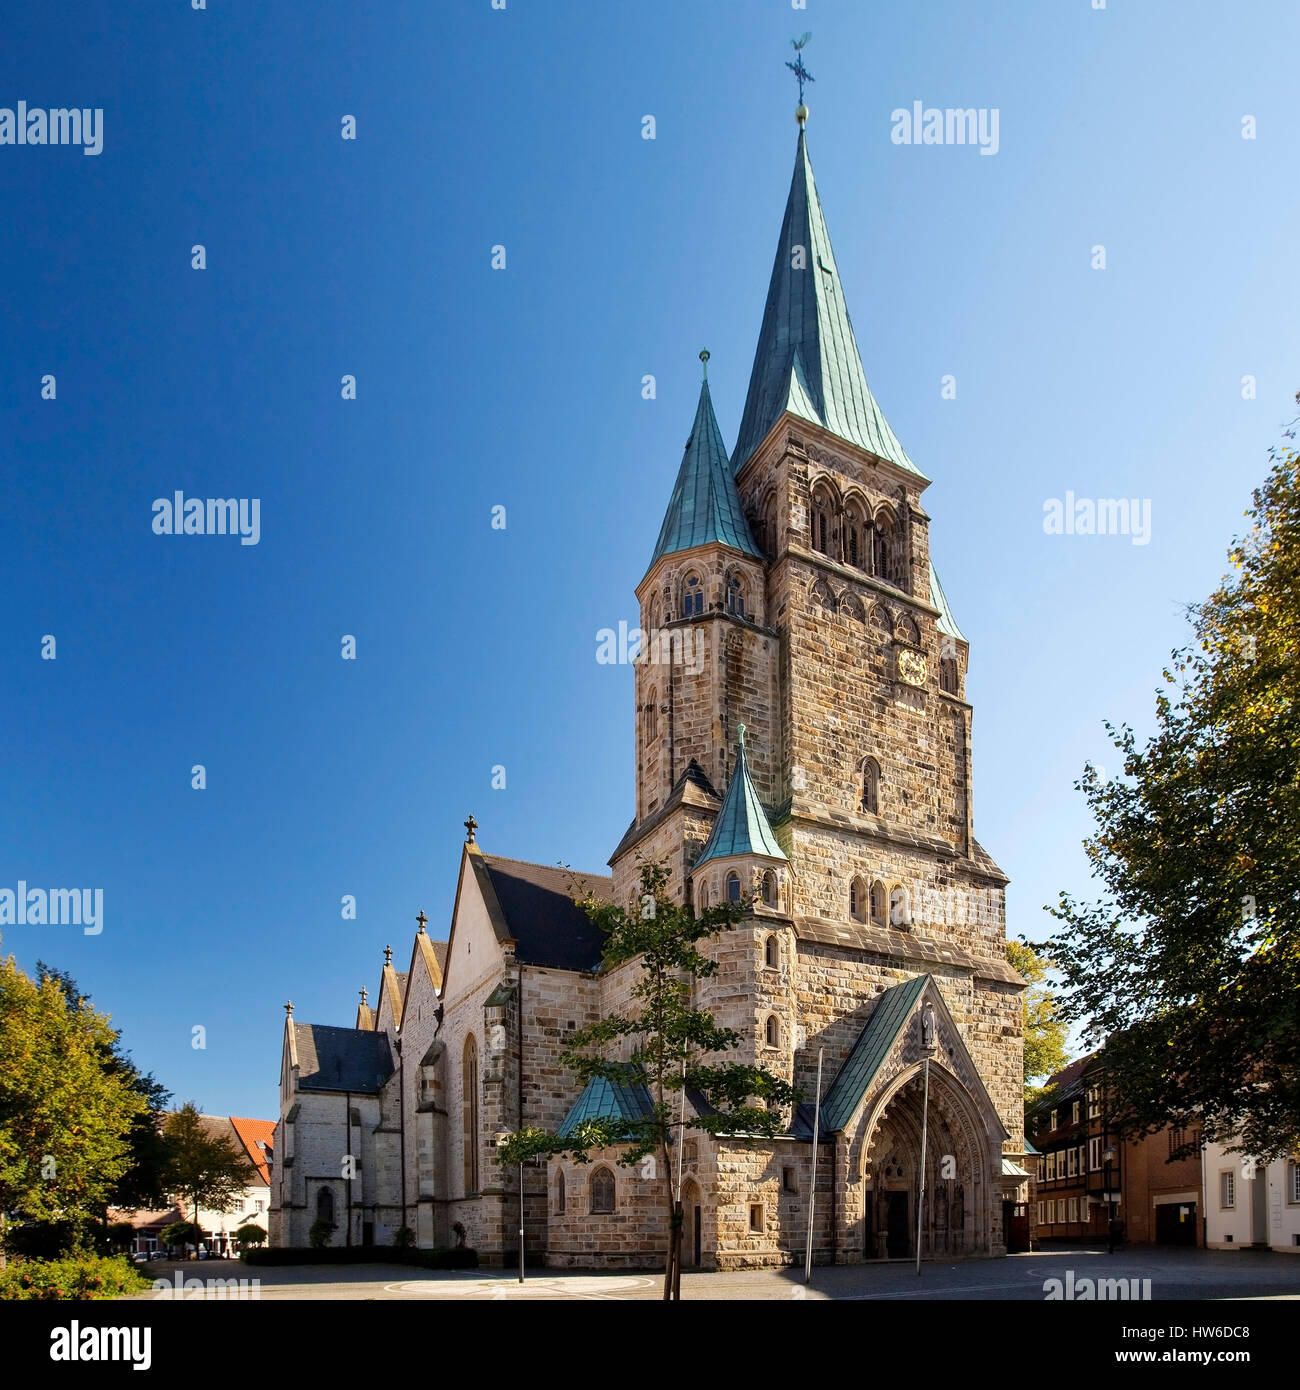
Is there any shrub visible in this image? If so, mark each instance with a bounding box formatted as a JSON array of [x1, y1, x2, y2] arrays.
[[393, 1226, 415, 1249], [308, 1219, 336, 1249], [0, 1254, 150, 1301], [232, 1224, 267, 1250]]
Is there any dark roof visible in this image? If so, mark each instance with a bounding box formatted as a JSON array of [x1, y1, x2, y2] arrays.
[[294, 1023, 395, 1094], [480, 855, 612, 972], [732, 128, 921, 478], [819, 975, 928, 1133]]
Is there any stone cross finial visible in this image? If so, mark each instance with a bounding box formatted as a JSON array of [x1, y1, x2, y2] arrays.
[[416, 911, 428, 934], [384, 944, 393, 965], [284, 999, 293, 1016], [359, 986, 368, 1004], [737, 722, 747, 750], [464, 813, 478, 844]]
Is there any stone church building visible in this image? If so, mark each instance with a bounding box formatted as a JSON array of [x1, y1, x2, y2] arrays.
[[271, 106, 1030, 1268]]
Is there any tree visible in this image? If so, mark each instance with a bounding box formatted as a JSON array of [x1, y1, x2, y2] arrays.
[[159, 1220, 199, 1256], [1006, 939, 1069, 1095], [232, 1223, 266, 1250], [497, 861, 799, 1300], [0, 941, 148, 1262], [161, 1104, 248, 1258], [1047, 437, 1300, 1159], [35, 963, 173, 1216]]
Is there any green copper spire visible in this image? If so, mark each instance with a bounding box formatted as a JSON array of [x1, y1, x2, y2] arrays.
[[694, 725, 788, 868], [929, 560, 966, 643], [732, 127, 924, 480], [649, 354, 762, 569]]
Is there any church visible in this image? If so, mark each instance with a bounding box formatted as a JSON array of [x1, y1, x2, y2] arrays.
[[271, 99, 1030, 1269]]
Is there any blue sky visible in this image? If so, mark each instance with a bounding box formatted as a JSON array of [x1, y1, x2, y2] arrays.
[[1, 1, 1296, 1119]]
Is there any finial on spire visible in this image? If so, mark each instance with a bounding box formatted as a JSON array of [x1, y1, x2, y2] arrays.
[[464, 813, 478, 844], [737, 722, 747, 750], [787, 32, 813, 125], [384, 943, 393, 964], [699, 348, 710, 380], [284, 999, 293, 1016], [359, 985, 368, 1004], [416, 910, 428, 934]]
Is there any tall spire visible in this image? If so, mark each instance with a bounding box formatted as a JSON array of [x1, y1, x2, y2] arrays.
[[732, 128, 924, 480], [648, 353, 762, 570], [694, 724, 787, 868]]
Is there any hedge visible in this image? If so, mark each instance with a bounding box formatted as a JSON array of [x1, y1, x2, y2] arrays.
[[0, 1254, 151, 1301], [241, 1245, 477, 1268]]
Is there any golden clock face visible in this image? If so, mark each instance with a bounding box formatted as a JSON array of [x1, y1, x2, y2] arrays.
[[897, 649, 928, 687]]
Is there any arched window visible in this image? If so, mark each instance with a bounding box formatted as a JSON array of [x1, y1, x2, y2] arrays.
[[764, 933, 779, 967], [590, 1167, 616, 1214], [940, 658, 959, 694], [765, 1015, 780, 1048], [726, 573, 746, 619], [844, 499, 867, 570], [726, 872, 741, 903], [681, 572, 704, 619], [861, 758, 881, 815], [645, 687, 658, 742], [890, 886, 912, 928], [763, 496, 778, 559], [850, 876, 868, 922], [556, 1168, 566, 1214], [869, 880, 886, 926], [462, 1035, 480, 1195], [876, 508, 905, 589], [811, 483, 835, 557], [698, 880, 709, 910], [761, 872, 778, 908], [315, 1187, 335, 1228], [895, 613, 920, 646]]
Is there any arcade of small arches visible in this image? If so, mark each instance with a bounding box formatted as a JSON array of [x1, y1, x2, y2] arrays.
[[644, 563, 759, 631], [694, 863, 784, 913], [806, 479, 909, 591]]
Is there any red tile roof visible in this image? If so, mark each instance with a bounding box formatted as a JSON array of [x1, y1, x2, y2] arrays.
[[229, 1116, 276, 1184]]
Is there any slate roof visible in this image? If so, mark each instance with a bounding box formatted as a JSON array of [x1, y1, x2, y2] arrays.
[[558, 1075, 656, 1138], [693, 728, 787, 868], [930, 561, 966, 643], [293, 1022, 395, 1094], [732, 128, 922, 479], [650, 377, 761, 569], [479, 854, 613, 973], [819, 975, 928, 1133]]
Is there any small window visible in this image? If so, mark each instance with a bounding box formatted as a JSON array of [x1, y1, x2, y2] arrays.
[[1072, 1100, 1081, 1125], [939, 657, 959, 694], [1067, 1197, 1078, 1223], [591, 1167, 616, 1214], [1220, 1170, 1235, 1209], [889, 886, 911, 928], [1089, 1137, 1101, 1170], [763, 934, 779, 968], [698, 881, 709, 910], [681, 573, 704, 619], [1067, 1148, 1078, 1177], [1049, 1109, 1058, 1131], [749, 1203, 766, 1233], [556, 1168, 566, 1214], [761, 871, 778, 908], [1289, 1161, 1300, 1205], [783, 1167, 798, 1194], [316, 1187, 334, 1226], [645, 688, 658, 742], [726, 872, 741, 903], [861, 758, 880, 815], [849, 876, 867, 923], [869, 881, 886, 925], [765, 1015, 780, 1048], [726, 574, 746, 619]]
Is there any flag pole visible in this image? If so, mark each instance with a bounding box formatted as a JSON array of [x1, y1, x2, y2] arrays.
[[804, 1046, 824, 1285]]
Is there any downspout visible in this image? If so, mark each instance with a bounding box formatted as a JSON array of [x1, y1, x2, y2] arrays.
[[399, 1035, 407, 1238], [345, 1091, 353, 1246], [830, 1136, 839, 1266], [517, 962, 525, 1266]]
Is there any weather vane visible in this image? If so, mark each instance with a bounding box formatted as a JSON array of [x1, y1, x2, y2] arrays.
[[786, 32, 814, 116]]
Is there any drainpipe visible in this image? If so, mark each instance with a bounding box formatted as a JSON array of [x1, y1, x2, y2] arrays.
[[399, 1036, 407, 1239], [517, 962, 525, 1274], [345, 1091, 353, 1247]]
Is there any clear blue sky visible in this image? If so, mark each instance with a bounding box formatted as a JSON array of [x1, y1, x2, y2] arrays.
[[2, 1, 1296, 1120]]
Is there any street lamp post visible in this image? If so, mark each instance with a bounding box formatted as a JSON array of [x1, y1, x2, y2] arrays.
[[1103, 1144, 1117, 1254]]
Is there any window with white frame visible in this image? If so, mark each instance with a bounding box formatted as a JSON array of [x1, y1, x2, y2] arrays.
[[1072, 1100, 1081, 1125], [1067, 1197, 1078, 1223], [1067, 1148, 1078, 1178], [1079, 1144, 1088, 1173], [1049, 1109, 1058, 1131], [1036, 1201, 1045, 1226], [1087, 1087, 1100, 1120], [1046, 1152, 1056, 1181], [1089, 1137, 1102, 1170], [1289, 1160, 1300, 1205], [1220, 1170, 1236, 1209]]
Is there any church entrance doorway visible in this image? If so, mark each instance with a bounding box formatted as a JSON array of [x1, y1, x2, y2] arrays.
[[885, 1192, 910, 1257]]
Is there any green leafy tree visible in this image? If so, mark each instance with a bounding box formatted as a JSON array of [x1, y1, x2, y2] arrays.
[[1006, 939, 1069, 1095], [232, 1223, 266, 1250], [36, 964, 173, 1217], [161, 1104, 248, 1258], [159, 1220, 199, 1255], [0, 942, 148, 1262], [308, 1219, 336, 1249], [497, 861, 799, 1300], [1047, 436, 1300, 1159]]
